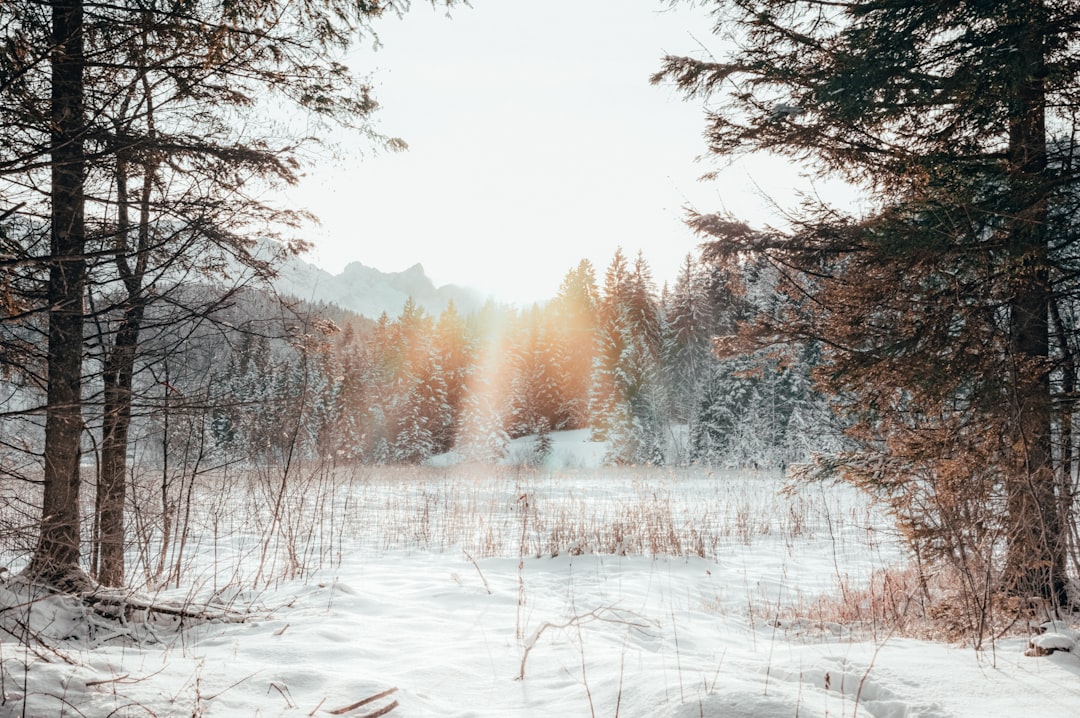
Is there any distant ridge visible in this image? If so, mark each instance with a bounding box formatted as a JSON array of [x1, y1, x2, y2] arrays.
[[274, 253, 484, 319]]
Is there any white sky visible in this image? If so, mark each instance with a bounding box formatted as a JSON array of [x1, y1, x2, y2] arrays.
[[287, 0, 843, 305]]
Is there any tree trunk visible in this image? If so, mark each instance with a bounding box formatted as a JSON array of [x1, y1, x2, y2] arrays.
[[95, 113, 153, 587], [1002, 9, 1067, 607], [1051, 298, 1078, 579], [96, 305, 142, 586], [26, 0, 90, 591]]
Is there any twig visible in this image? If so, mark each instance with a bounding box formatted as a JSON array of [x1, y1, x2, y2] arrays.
[[575, 607, 596, 718], [328, 687, 399, 715], [203, 670, 259, 701], [462, 550, 492, 595], [671, 605, 685, 703], [84, 674, 131, 688], [517, 607, 653, 681], [270, 681, 297, 708], [357, 701, 398, 718]]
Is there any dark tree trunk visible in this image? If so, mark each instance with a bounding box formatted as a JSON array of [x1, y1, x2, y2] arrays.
[[26, 0, 90, 590], [93, 126, 153, 587], [1002, 10, 1068, 607], [96, 305, 143, 586]]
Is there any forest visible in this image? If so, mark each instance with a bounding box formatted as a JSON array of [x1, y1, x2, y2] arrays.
[[1, 0, 1079, 716], [202, 249, 834, 469]]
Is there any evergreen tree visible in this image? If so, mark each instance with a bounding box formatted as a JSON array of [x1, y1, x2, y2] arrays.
[[663, 253, 716, 428], [656, 0, 1080, 606], [391, 358, 448, 464], [549, 260, 599, 428], [384, 299, 451, 464], [359, 312, 399, 463], [334, 335, 374, 462], [588, 250, 631, 438], [689, 367, 734, 466], [606, 329, 667, 465], [434, 301, 473, 452], [507, 306, 563, 438], [591, 249, 667, 463], [456, 388, 509, 464]]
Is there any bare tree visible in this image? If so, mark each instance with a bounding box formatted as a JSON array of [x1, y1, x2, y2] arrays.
[[1, 0, 453, 591]]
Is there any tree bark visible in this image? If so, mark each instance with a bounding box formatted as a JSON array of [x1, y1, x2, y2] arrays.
[[26, 0, 91, 590], [95, 99, 153, 586], [96, 304, 143, 586], [1002, 8, 1068, 607]]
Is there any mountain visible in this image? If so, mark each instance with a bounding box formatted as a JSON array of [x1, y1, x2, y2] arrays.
[[273, 254, 484, 319]]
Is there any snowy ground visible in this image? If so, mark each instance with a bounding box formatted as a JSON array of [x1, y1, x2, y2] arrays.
[[1, 443, 1079, 716]]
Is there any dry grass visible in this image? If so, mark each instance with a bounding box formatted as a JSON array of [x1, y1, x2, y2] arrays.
[[0, 462, 891, 605], [756, 561, 1056, 646]]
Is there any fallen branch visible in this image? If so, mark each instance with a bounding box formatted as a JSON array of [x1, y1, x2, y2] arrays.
[[85, 590, 249, 625]]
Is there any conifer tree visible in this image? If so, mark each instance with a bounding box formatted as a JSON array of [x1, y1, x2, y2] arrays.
[[663, 254, 716, 427], [434, 301, 473, 452], [457, 388, 509, 464], [549, 260, 599, 428], [1, 0, 447, 589], [588, 250, 631, 438], [384, 299, 450, 464], [656, 0, 1080, 606], [591, 249, 667, 463]]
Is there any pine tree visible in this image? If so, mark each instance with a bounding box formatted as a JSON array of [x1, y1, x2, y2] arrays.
[[549, 260, 599, 428], [359, 313, 398, 463], [456, 389, 510, 464], [434, 301, 474, 452], [656, 0, 1080, 606], [507, 306, 563, 438], [588, 251, 631, 439], [663, 253, 716, 428], [591, 249, 667, 464], [334, 336, 373, 462]]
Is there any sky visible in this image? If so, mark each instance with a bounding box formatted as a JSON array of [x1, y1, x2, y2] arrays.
[[286, 0, 847, 305]]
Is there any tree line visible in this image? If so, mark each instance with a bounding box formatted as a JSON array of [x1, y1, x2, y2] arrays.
[[203, 249, 834, 469]]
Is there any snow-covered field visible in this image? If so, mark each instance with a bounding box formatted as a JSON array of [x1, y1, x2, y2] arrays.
[[2, 444, 1079, 716]]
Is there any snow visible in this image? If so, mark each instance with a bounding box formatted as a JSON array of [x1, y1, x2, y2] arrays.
[[1031, 632, 1078, 654], [427, 429, 610, 469], [2, 461, 1079, 717]]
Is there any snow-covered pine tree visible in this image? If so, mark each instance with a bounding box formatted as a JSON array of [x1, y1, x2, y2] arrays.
[[595, 251, 668, 464], [507, 306, 563, 438], [386, 300, 451, 464], [456, 385, 510, 464], [588, 250, 631, 440], [663, 254, 715, 424], [661, 253, 719, 462]]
